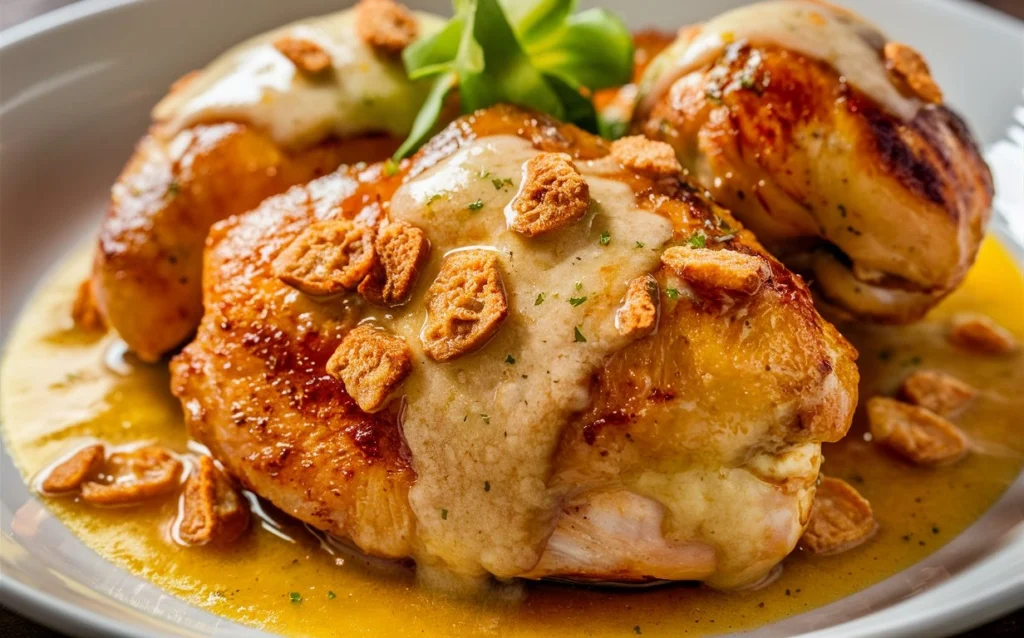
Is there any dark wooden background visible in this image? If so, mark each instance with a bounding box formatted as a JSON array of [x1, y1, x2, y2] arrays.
[[0, 0, 1021, 636]]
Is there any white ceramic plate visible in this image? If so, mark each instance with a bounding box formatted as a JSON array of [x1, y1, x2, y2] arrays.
[[1, 1, 1022, 636]]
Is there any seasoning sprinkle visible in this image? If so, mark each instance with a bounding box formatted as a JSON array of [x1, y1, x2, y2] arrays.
[[574, 326, 587, 343], [289, 592, 302, 603], [635, 241, 645, 249], [568, 296, 587, 307], [484, 481, 491, 492], [327, 591, 336, 600], [468, 199, 484, 211], [441, 508, 448, 520], [535, 292, 546, 305], [688, 231, 707, 248], [505, 354, 516, 364], [665, 288, 680, 300], [481, 414, 490, 424], [599, 231, 611, 246]]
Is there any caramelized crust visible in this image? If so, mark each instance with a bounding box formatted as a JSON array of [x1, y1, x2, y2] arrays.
[[661, 247, 769, 295], [179, 456, 250, 546], [421, 250, 509, 361], [901, 370, 976, 417], [616, 275, 659, 338], [41, 444, 106, 494], [801, 476, 876, 556], [327, 325, 412, 412], [884, 42, 942, 104], [81, 446, 183, 505], [508, 153, 591, 237], [610, 135, 681, 176], [357, 220, 430, 306], [273, 220, 376, 296], [639, 43, 992, 322], [947, 313, 1019, 355], [273, 36, 332, 74], [867, 397, 968, 466], [355, 0, 418, 54]]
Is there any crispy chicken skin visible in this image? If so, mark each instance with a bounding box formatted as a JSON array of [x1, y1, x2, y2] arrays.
[[634, 7, 992, 323], [92, 120, 396, 362], [171, 105, 857, 588]]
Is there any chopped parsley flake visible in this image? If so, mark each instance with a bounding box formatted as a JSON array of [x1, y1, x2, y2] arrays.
[[505, 354, 516, 364], [478, 169, 491, 179], [468, 199, 484, 211], [289, 592, 302, 604], [573, 326, 587, 343], [327, 591, 336, 600], [575, 281, 583, 291], [166, 181, 181, 197], [688, 232, 707, 248], [492, 177, 513, 190], [635, 241, 646, 249], [481, 414, 490, 424], [599, 231, 611, 246], [441, 508, 448, 520], [535, 292, 546, 305], [634, 626, 642, 635], [427, 192, 446, 205], [568, 296, 588, 307], [665, 288, 680, 300], [484, 481, 491, 492], [383, 158, 399, 177]]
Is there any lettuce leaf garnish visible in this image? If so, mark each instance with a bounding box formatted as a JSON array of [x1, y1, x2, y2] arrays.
[[394, 0, 633, 159]]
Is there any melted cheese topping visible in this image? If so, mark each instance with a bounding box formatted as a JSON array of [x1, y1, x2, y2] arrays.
[[636, 0, 920, 120], [368, 135, 673, 579], [152, 8, 444, 148]]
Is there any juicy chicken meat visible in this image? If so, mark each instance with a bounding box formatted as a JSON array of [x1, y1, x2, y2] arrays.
[[171, 105, 858, 589], [633, 0, 992, 323], [91, 118, 397, 363]]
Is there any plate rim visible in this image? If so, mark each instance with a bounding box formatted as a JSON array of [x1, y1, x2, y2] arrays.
[[0, 0, 1022, 637]]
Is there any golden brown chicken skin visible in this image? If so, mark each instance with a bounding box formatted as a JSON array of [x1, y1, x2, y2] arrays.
[[633, 1, 992, 323], [171, 105, 858, 589], [92, 121, 394, 362]]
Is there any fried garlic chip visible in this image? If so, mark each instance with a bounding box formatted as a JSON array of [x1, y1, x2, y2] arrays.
[[178, 456, 250, 546], [81, 446, 183, 505], [867, 397, 969, 466], [661, 247, 769, 296], [508, 152, 590, 238], [422, 250, 508, 362], [901, 370, 976, 417], [41, 444, 105, 494], [616, 274, 659, 339], [327, 324, 413, 412], [948, 313, 1019, 355], [273, 220, 376, 296], [801, 476, 877, 556], [610, 135, 682, 176], [358, 220, 431, 307]]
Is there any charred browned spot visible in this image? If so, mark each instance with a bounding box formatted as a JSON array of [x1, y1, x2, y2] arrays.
[[582, 410, 632, 445], [849, 94, 947, 210]]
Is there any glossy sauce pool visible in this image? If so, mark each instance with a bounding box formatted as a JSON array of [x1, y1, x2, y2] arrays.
[[2, 236, 1022, 637]]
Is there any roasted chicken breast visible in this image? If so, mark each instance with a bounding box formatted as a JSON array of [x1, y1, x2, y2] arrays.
[[171, 105, 858, 590], [91, 2, 442, 361], [633, 0, 992, 323]]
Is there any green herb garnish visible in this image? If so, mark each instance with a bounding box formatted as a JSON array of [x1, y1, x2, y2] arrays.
[[568, 296, 587, 306], [688, 231, 707, 248], [394, 0, 634, 159], [484, 481, 491, 492], [441, 508, 449, 520], [289, 592, 302, 604], [468, 199, 485, 211], [383, 158, 400, 177], [635, 241, 645, 249], [505, 354, 516, 364], [166, 181, 181, 197], [492, 177, 513, 190], [327, 591, 336, 600], [665, 288, 680, 300], [599, 230, 611, 245], [535, 292, 546, 305], [573, 326, 587, 343], [481, 414, 490, 424], [574, 281, 583, 291]]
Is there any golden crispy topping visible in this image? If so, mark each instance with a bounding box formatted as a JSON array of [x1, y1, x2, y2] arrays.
[[801, 476, 877, 556], [178, 456, 250, 546], [609, 135, 682, 176], [72, 279, 106, 332], [948, 313, 1018, 355], [355, 0, 418, 55], [884, 42, 942, 104], [81, 446, 183, 505], [273, 35, 333, 74], [508, 152, 591, 237], [273, 220, 376, 296], [422, 250, 508, 362], [41, 444, 105, 494], [327, 325, 413, 412], [661, 247, 768, 295], [867, 397, 969, 466], [616, 274, 659, 338], [901, 370, 976, 417], [358, 220, 431, 307]]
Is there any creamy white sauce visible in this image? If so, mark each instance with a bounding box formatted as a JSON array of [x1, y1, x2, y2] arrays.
[[636, 0, 920, 120], [370, 135, 673, 579], [152, 9, 444, 148]]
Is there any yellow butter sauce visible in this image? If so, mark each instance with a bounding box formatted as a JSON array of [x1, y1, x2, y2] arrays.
[[2, 237, 1022, 637]]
